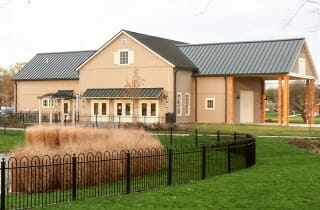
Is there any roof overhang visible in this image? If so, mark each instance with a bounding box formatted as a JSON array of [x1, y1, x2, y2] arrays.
[[82, 88, 164, 99], [38, 90, 75, 99]]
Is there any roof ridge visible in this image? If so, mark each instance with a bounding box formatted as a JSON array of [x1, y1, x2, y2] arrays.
[[122, 29, 188, 44], [177, 37, 305, 47], [37, 50, 96, 55]]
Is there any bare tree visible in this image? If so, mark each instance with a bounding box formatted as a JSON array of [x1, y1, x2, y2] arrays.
[[123, 69, 145, 120]]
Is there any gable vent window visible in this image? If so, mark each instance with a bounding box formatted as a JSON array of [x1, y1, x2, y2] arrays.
[[114, 49, 134, 65], [121, 39, 127, 45]]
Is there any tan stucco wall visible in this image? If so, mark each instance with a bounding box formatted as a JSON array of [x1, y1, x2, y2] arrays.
[[196, 77, 226, 123], [16, 80, 79, 111], [78, 33, 175, 118], [234, 77, 262, 123], [291, 46, 316, 77], [176, 70, 194, 123]]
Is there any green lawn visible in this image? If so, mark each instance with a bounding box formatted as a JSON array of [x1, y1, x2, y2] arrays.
[[265, 111, 320, 124], [43, 137, 320, 210], [0, 130, 24, 153]]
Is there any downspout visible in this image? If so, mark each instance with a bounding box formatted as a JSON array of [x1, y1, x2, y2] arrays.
[[195, 76, 198, 123], [14, 81, 17, 112], [173, 69, 177, 123], [224, 76, 227, 123]]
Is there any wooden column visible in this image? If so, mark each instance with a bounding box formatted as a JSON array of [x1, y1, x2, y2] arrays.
[[228, 76, 234, 124], [277, 76, 283, 125], [260, 80, 265, 123], [306, 79, 315, 124], [283, 75, 289, 126]]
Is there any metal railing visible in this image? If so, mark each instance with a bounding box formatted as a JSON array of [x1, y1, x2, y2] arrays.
[[0, 132, 255, 210]]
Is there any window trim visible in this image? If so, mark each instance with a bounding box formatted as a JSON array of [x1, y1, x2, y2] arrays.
[[139, 100, 159, 117], [176, 92, 182, 116], [205, 98, 216, 110], [42, 98, 53, 108], [185, 93, 190, 116], [119, 50, 129, 65]]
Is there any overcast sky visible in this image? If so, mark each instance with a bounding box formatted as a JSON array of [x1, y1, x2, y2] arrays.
[[1, 0, 320, 73]]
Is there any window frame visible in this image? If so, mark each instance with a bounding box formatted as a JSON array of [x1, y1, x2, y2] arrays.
[[42, 98, 53, 108], [205, 98, 216, 110], [185, 93, 190, 116], [119, 50, 129, 65], [176, 92, 182, 116]]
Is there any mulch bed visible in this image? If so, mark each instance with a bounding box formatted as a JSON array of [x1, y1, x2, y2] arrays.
[[287, 139, 320, 154]]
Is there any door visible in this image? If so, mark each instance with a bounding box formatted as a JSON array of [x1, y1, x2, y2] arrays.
[[63, 101, 70, 120], [240, 91, 254, 123], [114, 100, 133, 123], [91, 100, 109, 122]]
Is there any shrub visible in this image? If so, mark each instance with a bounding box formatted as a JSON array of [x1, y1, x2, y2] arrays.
[[10, 125, 164, 193]]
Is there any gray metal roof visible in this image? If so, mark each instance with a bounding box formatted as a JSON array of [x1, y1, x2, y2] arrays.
[[40, 90, 74, 99], [177, 38, 305, 76], [124, 30, 198, 70], [13, 50, 96, 80], [82, 88, 163, 99]]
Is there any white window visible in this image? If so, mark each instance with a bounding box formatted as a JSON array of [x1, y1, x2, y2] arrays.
[[114, 49, 134, 65], [176, 93, 182, 116], [185, 93, 190, 116], [120, 50, 129, 64], [205, 98, 215, 110], [42, 98, 53, 108], [298, 57, 306, 75]]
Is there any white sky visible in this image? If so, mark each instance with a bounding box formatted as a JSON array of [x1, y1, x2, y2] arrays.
[[1, 0, 320, 74]]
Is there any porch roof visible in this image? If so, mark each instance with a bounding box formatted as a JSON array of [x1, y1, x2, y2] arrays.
[[39, 90, 74, 99], [82, 88, 164, 99]]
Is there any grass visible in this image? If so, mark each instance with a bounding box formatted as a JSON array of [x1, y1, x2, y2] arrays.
[[42, 137, 320, 210], [265, 111, 320, 124], [0, 130, 25, 153]]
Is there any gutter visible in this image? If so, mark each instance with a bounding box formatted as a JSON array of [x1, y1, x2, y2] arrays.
[[224, 76, 227, 123], [195, 77, 198, 123], [14, 81, 17, 112], [173, 69, 177, 123]]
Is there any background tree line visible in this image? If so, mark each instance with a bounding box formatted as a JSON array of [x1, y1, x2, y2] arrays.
[[0, 62, 25, 106], [266, 81, 320, 122]]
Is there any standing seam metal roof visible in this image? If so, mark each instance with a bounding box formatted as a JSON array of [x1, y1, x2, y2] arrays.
[[13, 50, 96, 80], [177, 38, 305, 76], [82, 88, 163, 98]]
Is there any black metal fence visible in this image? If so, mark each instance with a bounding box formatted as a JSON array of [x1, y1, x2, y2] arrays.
[[0, 112, 168, 128], [0, 133, 255, 210]]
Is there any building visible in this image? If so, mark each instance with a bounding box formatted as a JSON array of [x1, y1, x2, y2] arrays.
[[13, 29, 318, 125]]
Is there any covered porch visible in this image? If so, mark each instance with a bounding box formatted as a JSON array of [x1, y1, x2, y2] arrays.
[[38, 90, 77, 125]]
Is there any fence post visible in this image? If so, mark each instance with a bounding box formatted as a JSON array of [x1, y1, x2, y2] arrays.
[[195, 128, 198, 146], [64, 115, 67, 126], [170, 127, 173, 146], [168, 148, 173, 186], [72, 154, 77, 201], [201, 145, 206, 179], [1, 158, 6, 210], [245, 135, 250, 168], [3, 123, 6, 135], [227, 144, 231, 173], [126, 151, 131, 194], [233, 132, 237, 143], [217, 130, 220, 143]]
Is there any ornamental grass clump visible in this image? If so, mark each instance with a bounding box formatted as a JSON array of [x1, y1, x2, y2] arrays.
[[10, 125, 164, 193]]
